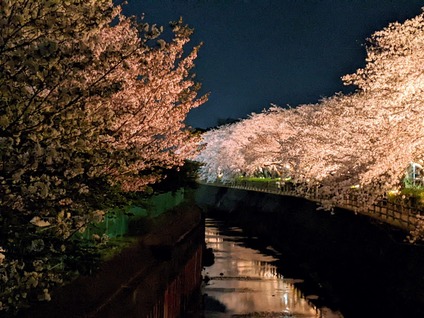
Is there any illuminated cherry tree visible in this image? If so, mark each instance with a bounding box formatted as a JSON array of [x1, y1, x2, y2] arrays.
[[196, 11, 424, 213], [196, 104, 321, 182], [342, 12, 424, 188], [237, 107, 294, 176], [196, 124, 238, 182], [89, 17, 207, 192], [324, 11, 424, 206], [0, 0, 206, 222], [0, 0, 207, 310]]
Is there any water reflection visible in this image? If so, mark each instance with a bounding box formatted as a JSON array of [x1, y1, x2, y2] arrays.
[[202, 218, 343, 318]]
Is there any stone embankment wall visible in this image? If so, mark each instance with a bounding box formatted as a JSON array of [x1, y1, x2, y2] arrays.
[[208, 180, 421, 231], [25, 203, 203, 318]]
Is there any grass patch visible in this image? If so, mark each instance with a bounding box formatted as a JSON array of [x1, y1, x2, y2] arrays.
[[387, 187, 424, 209]]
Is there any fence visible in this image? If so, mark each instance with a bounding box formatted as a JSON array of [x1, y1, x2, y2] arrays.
[[147, 246, 203, 318], [206, 180, 422, 232], [82, 188, 186, 239]]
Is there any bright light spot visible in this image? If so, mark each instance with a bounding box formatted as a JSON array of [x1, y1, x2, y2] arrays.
[[283, 292, 288, 306]]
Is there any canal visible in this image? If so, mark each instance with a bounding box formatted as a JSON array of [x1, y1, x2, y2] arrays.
[[194, 185, 424, 318], [201, 217, 343, 317]]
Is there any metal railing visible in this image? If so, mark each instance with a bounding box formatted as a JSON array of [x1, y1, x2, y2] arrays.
[[203, 180, 421, 232]]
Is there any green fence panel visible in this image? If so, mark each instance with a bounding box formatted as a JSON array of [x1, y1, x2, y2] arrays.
[[82, 188, 186, 239]]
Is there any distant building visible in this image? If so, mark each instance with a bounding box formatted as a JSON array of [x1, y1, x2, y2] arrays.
[[404, 162, 424, 188]]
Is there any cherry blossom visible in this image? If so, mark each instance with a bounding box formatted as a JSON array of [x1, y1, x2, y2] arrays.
[[196, 11, 424, 213]]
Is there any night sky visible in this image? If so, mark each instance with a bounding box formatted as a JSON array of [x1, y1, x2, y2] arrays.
[[121, 0, 424, 129]]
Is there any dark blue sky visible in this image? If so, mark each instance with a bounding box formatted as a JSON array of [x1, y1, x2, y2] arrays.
[[122, 0, 424, 129]]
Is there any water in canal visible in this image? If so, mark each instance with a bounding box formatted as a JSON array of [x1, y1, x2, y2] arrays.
[[201, 218, 343, 318]]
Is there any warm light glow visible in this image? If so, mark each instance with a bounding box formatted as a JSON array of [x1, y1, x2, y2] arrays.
[[203, 219, 342, 317]]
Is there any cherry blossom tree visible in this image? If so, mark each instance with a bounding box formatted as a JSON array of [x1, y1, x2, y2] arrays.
[[322, 11, 424, 207], [270, 13, 424, 204], [236, 108, 289, 177], [195, 124, 240, 182], [0, 0, 206, 223], [195, 107, 298, 181], [195, 10, 424, 215], [0, 0, 207, 310]]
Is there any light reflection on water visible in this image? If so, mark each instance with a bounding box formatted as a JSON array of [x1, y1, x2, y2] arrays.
[[202, 218, 343, 318]]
